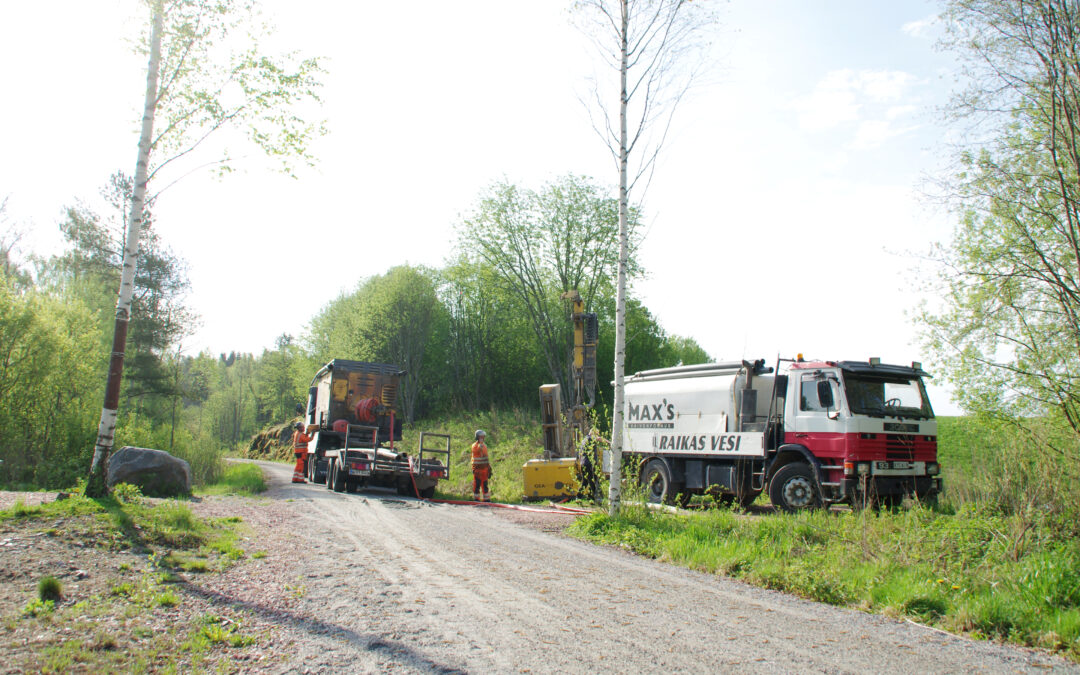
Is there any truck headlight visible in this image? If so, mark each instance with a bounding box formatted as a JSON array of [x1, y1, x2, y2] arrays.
[[857, 463, 869, 475], [926, 463, 939, 475]]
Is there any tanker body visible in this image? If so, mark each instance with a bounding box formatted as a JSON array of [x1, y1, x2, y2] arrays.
[[620, 357, 941, 511]]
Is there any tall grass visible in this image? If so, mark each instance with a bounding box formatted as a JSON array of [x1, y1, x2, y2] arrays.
[[570, 501, 1080, 658], [562, 415, 1080, 660], [400, 408, 544, 502], [937, 416, 1080, 525], [197, 463, 266, 496]]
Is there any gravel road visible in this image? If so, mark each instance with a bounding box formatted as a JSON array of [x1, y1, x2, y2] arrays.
[[235, 460, 1077, 674]]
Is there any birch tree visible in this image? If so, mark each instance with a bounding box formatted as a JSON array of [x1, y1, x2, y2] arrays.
[[86, 0, 324, 496], [922, 0, 1080, 461], [575, 0, 716, 514]]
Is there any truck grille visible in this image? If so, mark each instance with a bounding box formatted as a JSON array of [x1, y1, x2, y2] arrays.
[[885, 434, 916, 461]]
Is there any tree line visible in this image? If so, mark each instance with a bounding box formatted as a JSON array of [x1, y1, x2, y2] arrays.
[[0, 174, 708, 489]]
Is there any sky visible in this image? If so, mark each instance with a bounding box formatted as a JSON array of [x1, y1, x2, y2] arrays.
[[0, 0, 964, 412]]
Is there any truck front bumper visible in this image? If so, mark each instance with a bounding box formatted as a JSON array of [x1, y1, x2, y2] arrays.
[[836, 475, 942, 503]]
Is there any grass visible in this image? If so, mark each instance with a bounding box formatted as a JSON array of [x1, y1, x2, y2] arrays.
[[0, 491, 260, 672], [195, 462, 267, 496], [561, 414, 1080, 661], [569, 501, 1080, 658], [38, 576, 63, 602], [400, 408, 549, 503]]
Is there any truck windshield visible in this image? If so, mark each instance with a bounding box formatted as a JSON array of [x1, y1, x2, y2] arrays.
[[842, 373, 934, 419]]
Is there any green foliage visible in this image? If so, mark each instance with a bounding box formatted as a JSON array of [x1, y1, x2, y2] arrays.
[[666, 335, 712, 366], [569, 503, 1080, 658], [196, 462, 267, 496], [456, 175, 640, 407], [149, 0, 326, 176], [309, 266, 442, 421], [925, 1, 1080, 456], [38, 575, 63, 602], [187, 614, 256, 650], [110, 482, 143, 505], [22, 598, 56, 618], [0, 276, 102, 489], [399, 408, 543, 503]]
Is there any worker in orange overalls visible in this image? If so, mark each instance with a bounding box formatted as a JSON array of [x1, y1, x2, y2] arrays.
[[471, 429, 492, 502], [292, 422, 311, 484]]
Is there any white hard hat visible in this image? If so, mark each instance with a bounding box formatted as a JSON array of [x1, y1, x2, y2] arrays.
[[475, 429, 486, 440]]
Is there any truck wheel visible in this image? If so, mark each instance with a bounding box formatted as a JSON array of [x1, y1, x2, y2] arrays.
[[420, 486, 435, 499], [346, 479, 358, 494], [768, 463, 821, 512], [641, 460, 674, 505], [332, 461, 346, 492], [325, 461, 335, 490]]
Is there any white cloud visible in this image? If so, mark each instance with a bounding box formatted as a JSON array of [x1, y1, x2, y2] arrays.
[[887, 104, 918, 120], [792, 69, 921, 147], [902, 14, 940, 39], [848, 119, 919, 150], [857, 70, 917, 102]]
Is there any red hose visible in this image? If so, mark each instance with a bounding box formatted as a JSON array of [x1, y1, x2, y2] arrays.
[[427, 498, 591, 515], [407, 456, 592, 516]]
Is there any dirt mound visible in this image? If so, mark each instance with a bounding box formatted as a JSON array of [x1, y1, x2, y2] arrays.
[[246, 421, 297, 461]]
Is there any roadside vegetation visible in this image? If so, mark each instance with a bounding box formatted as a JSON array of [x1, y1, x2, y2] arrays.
[[0, 483, 268, 672], [567, 416, 1080, 661], [399, 409, 547, 503]]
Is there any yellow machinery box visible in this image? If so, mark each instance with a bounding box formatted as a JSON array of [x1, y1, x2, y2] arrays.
[[522, 458, 578, 500]]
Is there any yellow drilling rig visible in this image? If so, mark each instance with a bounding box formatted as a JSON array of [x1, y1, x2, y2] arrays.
[[522, 290, 599, 500]]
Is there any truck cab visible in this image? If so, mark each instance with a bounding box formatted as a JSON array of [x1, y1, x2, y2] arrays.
[[780, 360, 940, 508]]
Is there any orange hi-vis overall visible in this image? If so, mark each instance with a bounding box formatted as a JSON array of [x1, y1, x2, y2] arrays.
[[471, 440, 490, 502], [292, 429, 311, 483]]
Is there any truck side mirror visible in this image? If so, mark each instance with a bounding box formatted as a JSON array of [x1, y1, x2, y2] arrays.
[[817, 381, 834, 409], [295, 403, 304, 415]]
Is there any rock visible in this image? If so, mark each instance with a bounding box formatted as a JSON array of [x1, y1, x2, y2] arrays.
[[107, 446, 191, 497]]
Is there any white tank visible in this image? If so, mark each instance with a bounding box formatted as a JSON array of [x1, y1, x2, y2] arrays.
[[622, 362, 773, 458]]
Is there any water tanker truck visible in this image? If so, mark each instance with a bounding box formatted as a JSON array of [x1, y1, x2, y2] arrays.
[[619, 356, 941, 511]]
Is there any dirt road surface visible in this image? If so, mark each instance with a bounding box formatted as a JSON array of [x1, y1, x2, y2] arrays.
[[216, 461, 1076, 673]]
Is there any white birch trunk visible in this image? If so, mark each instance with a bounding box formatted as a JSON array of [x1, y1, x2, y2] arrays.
[[86, 2, 164, 495], [608, 0, 631, 516]]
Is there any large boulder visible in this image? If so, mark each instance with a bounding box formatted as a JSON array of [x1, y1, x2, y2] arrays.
[[107, 446, 192, 497]]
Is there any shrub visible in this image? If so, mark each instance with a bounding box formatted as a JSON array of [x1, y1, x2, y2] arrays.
[[37, 575, 63, 602]]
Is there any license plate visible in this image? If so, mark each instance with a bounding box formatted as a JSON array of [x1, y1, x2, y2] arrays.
[[349, 470, 370, 476], [877, 461, 912, 470]]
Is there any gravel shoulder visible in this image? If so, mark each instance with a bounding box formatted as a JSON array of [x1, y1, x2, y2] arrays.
[[2, 465, 1077, 673]]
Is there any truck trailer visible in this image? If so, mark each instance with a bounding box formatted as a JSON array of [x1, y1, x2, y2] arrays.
[[300, 359, 449, 498], [619, 357, 941, 511]]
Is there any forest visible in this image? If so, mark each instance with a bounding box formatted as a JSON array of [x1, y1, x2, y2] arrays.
[[0, 174, 709, 489]]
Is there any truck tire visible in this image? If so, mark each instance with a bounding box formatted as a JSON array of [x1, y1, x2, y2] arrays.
[[332, 460, 346, 493], [420, 485, 435, 499], [325, 461, 335, 491], [641, 460, 675, 505], [768, 463, 821, 512]]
